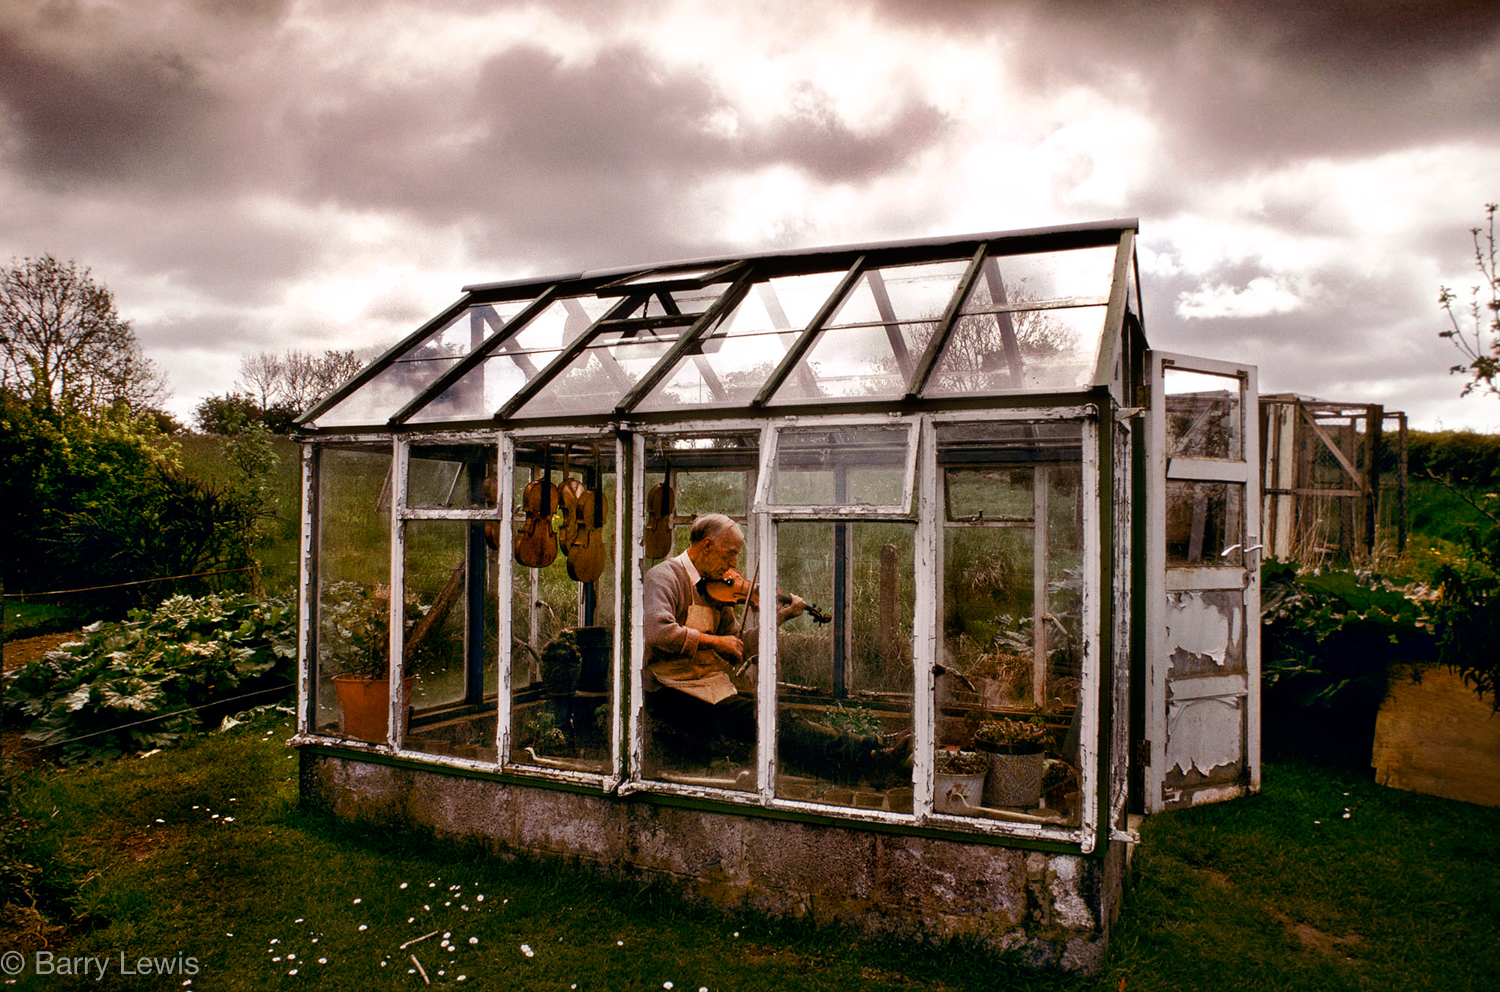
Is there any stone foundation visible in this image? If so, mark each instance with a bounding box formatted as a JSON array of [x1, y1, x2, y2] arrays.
[[299, 748, 1124, 972]]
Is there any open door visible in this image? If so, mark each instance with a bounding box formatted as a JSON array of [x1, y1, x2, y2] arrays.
[[1144, 352, 1261, 811]]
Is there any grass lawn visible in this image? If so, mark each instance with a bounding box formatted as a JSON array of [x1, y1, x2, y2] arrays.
[[3, 715, 1497, 991]]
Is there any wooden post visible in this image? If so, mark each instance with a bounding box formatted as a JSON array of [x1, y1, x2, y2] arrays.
[[878, 542, 898, 678], [1364, 405, 1382, 557]]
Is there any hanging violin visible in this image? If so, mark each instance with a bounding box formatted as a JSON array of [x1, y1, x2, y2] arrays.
[[515, 444, 560, 568], [557, 446, 588, 551], [565, 444, 608, 584], [642, 451, 674, 559], [702, 568, 832, 625]]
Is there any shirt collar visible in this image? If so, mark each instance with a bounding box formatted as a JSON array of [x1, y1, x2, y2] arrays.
[[675, 548, 701, 586]]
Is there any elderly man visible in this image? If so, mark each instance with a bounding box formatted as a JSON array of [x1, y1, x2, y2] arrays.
[[642, 513, 909, 783], [641, 513, 801, 744]]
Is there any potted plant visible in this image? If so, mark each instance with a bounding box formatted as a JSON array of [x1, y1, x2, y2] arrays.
[[323, 565, 469, 743], [973, 717, 1048, 808], [967, 639, 1034, 709], [933, 748, 989, 814], [321, 582, 414, 744]]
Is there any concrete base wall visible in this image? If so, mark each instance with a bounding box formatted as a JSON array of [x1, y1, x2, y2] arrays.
[[300, 749, 1124, 972]]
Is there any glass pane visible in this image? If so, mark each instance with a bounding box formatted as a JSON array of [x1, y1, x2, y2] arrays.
[[762, 261, 967, 405], [657, 285, 722, 315], [634, 272, 846, 412], [757, 270, 849, 328], [314, 444, 393, 741], [513, 324, 688, 418], [407, 296, 614, 423], [774, 521, 916, 813], [772, 426, 910, 507], [1164, 368, 1243, 460], [400, 520, 500, 761], [637, 434, 760, 791], [509, 438, 617, 774], [960, 247, 1116, 313], [637, 433, 759, 562], [945, 466, 1033, 520], [1166, 480, 1245, 566], [828, 260, 969, 327], [316, 300, 535, 427], [923, 306, 1105, 396], [935, 421, 1084, 825], [767, 320, 937, 402], [406, 443, 497, 510]]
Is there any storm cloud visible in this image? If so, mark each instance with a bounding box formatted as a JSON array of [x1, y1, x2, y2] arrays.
[[0, 0, 1496, 429]]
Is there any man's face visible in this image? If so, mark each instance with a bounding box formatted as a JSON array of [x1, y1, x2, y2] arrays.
[[698, 527, 744, 580]]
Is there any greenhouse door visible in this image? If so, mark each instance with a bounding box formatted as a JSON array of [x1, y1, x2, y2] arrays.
[[1144, 351, 1261, 812]]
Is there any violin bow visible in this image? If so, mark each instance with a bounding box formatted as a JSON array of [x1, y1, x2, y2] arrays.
[[729, 545, 764, 646]]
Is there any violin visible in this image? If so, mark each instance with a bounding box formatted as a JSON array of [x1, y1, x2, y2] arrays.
[[642, 457, 674, 559], [702, 568, 832, 624], [557, 447, 588, 551], [515, 444, 560, 568], [565, 447, 608, 584]]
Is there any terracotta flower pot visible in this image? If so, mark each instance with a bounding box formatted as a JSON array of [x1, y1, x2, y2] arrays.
[[334, 675, 414, 743]]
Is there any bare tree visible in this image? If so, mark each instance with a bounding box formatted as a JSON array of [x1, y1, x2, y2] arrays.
[[1440, 202, 1500, 400], [318, 349, 365, 389], [235, 351, 284, 410], [0, 255, 166, 412], [277, 348, 363, 412]]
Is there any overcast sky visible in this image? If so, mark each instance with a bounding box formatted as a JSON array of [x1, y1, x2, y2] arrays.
[[3, 0, 1499, 430]]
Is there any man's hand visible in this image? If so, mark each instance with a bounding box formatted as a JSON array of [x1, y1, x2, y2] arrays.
[[703, 632, 743, 663], [777, 593, 806, 624]]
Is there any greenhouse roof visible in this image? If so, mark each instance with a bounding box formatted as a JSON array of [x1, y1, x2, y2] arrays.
[[300, 218, 1140, 432]]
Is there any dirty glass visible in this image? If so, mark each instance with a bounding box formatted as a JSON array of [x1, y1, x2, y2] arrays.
[[407, 296, 615, 423], [638, 433, 759, 563], [920, 246, 1114, 398], [508, 438, 617, 775], [635, 272, 848, 412], [400, 520, 499, 761], [637, 432, 761, 793], [766, 260, 969, 404], [316, 298, 536, 427], [773, 521, 915, 814], [314, 444, 393, 742], [512, 286, 735, 417], [1165, 480, 1244, 567], [512, 322, 690, 417], [405, 443, 497, 510], [1164, 368, 1243, 461], [770, 425, 911, 508], [934, 421, 1084, 826], [923, 305, 1105, 396], [967, 247, 1115, 310]]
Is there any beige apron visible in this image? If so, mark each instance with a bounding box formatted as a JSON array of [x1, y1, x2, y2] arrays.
[[650, 601, 738, 704]]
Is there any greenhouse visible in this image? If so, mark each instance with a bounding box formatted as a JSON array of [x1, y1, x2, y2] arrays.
[[291, 219, 1262, 971]]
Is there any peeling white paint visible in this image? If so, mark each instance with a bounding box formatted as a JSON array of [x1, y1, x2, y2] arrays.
[[1164, 596, 1235, 665], [1166, 697, 1241, 776]]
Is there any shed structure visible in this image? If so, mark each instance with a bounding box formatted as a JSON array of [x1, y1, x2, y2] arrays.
[[290, 220, 1262, 971], [1258, 395, 1408, 564]]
